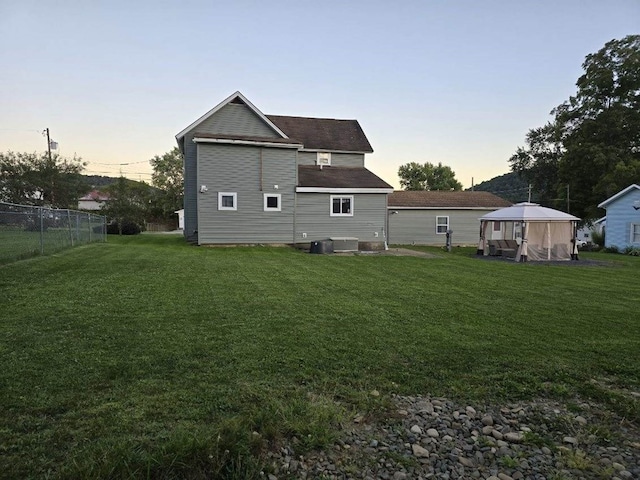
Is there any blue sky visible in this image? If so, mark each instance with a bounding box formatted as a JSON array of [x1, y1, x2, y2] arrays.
[[1, 1, 638, 188]]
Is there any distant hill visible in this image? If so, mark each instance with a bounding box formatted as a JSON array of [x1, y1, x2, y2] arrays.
[[82, 175, 119, 188], [467, 172, 537, 203]]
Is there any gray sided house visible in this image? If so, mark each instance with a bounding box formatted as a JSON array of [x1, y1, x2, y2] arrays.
[[388, 191, 512, 245], [175, 91, 393, 248]]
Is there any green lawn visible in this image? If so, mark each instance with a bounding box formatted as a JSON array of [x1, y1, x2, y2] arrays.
[[1, 236, 638, 479]]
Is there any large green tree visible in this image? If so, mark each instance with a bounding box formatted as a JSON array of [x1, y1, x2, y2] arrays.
[[398, 161, 463, 191], [101, 176, 153, 234], [150, 147, 183, 221], [510, 35, 640, 219], [0, 151, 88, 208]]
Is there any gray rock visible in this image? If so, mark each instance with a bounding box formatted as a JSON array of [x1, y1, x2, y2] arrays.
[[482, 414, 494, 426], [426, 428, 439, 438], [412, 444, 430, 457], [411, 425, 423, 434]]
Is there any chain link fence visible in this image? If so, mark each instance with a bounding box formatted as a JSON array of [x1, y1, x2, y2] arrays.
[[0, 201, 106, 265]]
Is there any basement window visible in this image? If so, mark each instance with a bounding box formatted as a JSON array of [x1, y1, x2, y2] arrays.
[[218, 192, 237, 211], [263, 193, 281, 212], [330, 196, 353, 216], [436, 216, 449, 234]]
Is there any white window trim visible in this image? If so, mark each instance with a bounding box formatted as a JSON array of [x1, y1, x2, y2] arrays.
[[330, 195, 354, 217], [263, 193, 281, 212], [631, 223, 640, 244], [218, 192, 237, 211], [317, 152, 331, 166], [436, 216, 449, 234]]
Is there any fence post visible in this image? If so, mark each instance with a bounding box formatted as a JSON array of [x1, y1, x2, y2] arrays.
[[67, 209, 74, 247], [39, 206, 45, 255]]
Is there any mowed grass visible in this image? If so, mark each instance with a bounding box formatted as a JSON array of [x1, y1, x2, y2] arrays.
[[1, 236, 638, 479]]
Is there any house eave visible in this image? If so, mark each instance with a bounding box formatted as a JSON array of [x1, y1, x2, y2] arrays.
[[299, 148, 373, 155], [296, 187, 393, 194], [387, 206, 504, 210], [193, 137, 303, 149], [597, 184, 640, 208]]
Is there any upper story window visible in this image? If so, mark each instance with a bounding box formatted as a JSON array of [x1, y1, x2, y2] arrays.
[[330, 195, 353, 216], [218, 192, 237, 211], [316, 152, 331, 166], [436, 216, 449, 234], [263, 193, 281, 212]]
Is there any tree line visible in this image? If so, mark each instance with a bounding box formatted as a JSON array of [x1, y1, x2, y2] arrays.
[[509, 35, 639, 220], [0, 148, 184, 232]]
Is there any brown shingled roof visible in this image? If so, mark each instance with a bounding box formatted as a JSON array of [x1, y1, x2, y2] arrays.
[[267, 115, 373, 153], [298, 166, 392, 189], [388, 191, 512, 208]]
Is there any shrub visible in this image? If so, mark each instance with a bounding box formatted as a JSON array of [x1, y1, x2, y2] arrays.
[[623, 246, 640, 256], [106, 221, 142, 235], [590, 229, 605, 248], [603, 245, 619, 254]]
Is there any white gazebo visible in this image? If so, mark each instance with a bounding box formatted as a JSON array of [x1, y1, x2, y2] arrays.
[[478, 202, 581, 261]]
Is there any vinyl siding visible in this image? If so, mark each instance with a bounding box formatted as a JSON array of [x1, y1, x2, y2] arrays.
[[297, 152, 365, 167], [295, 193, 387, 243], [388, 209, 496, 245], [603, 189, 640, 249], [196, 143, 296, 244], [196, 103, 281, 138]]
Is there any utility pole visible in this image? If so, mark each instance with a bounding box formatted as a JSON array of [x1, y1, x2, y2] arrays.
[[528, 184, 532, 203], [43, 128, 55, 205], [566, 184, 570, 213], [45, 128, 52, 164]]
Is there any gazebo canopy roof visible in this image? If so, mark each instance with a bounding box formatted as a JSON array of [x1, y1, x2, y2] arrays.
[[480, 202, 580, 222]]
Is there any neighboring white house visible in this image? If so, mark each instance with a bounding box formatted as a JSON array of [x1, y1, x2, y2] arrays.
[[597, 184, 640, 250], [78, 190, 110, 211]]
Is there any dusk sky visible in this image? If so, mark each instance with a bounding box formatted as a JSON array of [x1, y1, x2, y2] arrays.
[[1, 1, 638, 189]]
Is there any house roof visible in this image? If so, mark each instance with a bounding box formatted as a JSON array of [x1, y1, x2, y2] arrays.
[[266, 115, 373, 153], [298, 165, 392, 190], [480, 202, 580, 222], [597, 184, 640, 208], [79, 190, 110, 201], [388, 190, 512, 209]]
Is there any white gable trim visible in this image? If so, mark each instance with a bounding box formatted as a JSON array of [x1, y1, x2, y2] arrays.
[[175, 91, 288, 141], [598, 184, 640, 208]]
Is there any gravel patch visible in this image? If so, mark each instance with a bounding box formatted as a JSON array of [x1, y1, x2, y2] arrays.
[[264, 394, 639, 479]]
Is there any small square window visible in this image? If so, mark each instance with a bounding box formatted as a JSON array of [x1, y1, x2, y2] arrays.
[[264, 193, 281, 212], [493, 221, 501, 232], [436, 216, 449, 234], [218, 192, 237, 211], [330, 196, 353, 216], [317, 152, 331, 166]]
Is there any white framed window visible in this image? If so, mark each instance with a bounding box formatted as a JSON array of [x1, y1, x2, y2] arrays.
[[263, 193, 281, 212], [330, 195, 353, 216], [436, 216, 449, 234], [631, 223, 640, 244], [218, 192, 237, 211], [317, 152, 331, 166]]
